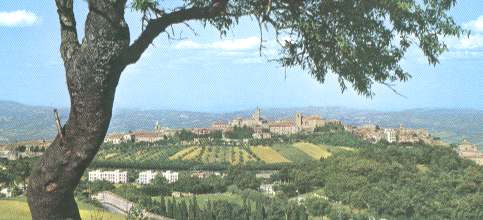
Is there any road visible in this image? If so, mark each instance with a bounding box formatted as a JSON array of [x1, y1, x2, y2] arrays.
[[93, 191, 171, 220]]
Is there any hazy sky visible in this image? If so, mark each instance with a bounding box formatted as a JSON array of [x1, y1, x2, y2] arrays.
[[0, 1, 482, 112]]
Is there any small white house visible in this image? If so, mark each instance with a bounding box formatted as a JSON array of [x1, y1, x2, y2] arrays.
[[259, 184, 275, 195], [0, 187, 13, 198]]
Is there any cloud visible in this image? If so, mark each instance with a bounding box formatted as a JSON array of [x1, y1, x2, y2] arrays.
[[464, 16, 483, 33], [175, 37, 260, 51], [441, 15, 483, 59], [0, 10, 38, 27]]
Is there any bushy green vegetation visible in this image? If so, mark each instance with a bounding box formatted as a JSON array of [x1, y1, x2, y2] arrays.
[[224, 126, 254, 139], [276, 143, 483, 219], [97, 142, 181, 162]]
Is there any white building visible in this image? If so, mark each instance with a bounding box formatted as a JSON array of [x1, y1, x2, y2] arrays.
[[259, 184, 275, 195], [138, 170, 158, 185], [161, 170, 179, 183], [384, 128, 397, 143], [88, 170, 128, 184], [0, 187, 13, 198]]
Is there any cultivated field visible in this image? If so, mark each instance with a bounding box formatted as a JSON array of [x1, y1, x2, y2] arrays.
[[293, 142, 332, 160], [250, 146, 291, 163], [170, 146, 257, 165], [271, 143, 313, 162], [169, 146, 198, 160], [95, 142, 357, 166], [97, 146, 180, 162]]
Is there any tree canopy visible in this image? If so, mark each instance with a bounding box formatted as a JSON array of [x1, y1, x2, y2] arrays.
[[130, 0, 464, 96]]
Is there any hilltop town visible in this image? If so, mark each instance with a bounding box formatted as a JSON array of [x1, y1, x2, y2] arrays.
[[1, 108, 481, 165], [105, 107, 443, 145], [1, 108, 482, 219]]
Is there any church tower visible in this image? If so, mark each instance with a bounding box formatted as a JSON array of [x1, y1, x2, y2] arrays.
[[295, 112, 303, 128], [154, 121, 161, 132], [253, 107, 262, 121]]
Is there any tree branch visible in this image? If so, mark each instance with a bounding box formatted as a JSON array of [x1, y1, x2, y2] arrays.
[[121, 3, 226, 66], [55, 0, 80, 63]]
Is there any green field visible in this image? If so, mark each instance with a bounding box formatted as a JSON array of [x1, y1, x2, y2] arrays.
[[0, 198, 124, 220], [250, 146, 291, 163], [97, 145, 180, 162], [95, 142, 357, 167], [171, 146, 258, 165], [168, 146, 198, 160], [293, 142, 332, 160], [271, 143, 313, 161]]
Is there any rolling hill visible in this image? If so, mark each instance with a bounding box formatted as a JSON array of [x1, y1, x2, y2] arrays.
[[0, 101, 481, 146]]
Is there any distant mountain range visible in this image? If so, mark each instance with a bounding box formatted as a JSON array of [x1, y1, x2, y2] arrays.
[[0, 101, 481, 146]]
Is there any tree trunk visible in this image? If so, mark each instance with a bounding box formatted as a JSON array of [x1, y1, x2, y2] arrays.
[[27, 1, 129, 219]]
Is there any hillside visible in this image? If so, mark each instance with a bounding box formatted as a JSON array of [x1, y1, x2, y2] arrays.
[[0, 101, 482, 146], [0, 197, 124, 220]]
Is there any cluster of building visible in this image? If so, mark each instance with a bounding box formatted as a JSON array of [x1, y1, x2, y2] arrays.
[[88, 169, 180, 184], [212, 108, 343, 138], [88, 169, 224, 184], [457, 140, 483, 165], [137, 170, 179, 184], [103, 107, 460, 148], [88, 169, 128, 184], [347, 124, 439, 145], [0, 140, 50, 160], [104, 108, 343, 144]]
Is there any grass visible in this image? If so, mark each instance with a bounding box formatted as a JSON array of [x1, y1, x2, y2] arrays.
[[293, 142, 332, 160], [250, 146, 291, 163], [271, 143, 313, 162], [0, 197, 124, 220]]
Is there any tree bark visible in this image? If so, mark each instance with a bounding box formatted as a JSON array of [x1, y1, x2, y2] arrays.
[[27, 1, 129, 219], [27, 0, 223, 218]]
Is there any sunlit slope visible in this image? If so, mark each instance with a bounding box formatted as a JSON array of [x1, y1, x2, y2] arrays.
[[293, 142, 332, 160], [250, 146, 291, 163], [0, 199, 124, 220]]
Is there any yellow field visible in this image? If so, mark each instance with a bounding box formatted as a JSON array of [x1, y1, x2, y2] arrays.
[[293, 142, 332, 160], [169, 146, 198, 160], [182, 147, 202, 160], [335, 146, 357, 151], [0, 199, 124, 220], [251, 146, 291, 163]]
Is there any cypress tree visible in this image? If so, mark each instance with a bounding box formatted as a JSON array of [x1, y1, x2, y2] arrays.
[[166, 199, 172, 218], [159, 196, 166, 216], [180, 200, 189, 220]]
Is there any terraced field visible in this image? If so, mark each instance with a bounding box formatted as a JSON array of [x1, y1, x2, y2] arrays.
[[293, 142, 332, 160], [170, 146, 258, 165], [95, 142, 357, 166], [169, 146, 198, 160], [97, 146, 180, 162], [250, 146, 291, 163]]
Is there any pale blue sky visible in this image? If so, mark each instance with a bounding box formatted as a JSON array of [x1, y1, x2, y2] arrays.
[[0, 1, 482, 112]]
